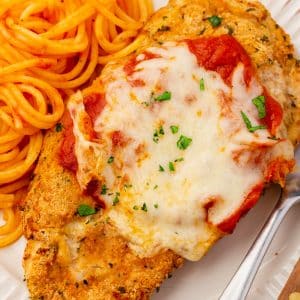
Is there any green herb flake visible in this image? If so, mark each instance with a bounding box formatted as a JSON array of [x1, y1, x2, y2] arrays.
[[153, 130, 159, 143], [241, 111, 266, 133], [208, 15, 222, 28], [141, 202, 148, 212], [169, 161, 175, 172], [159, 125, 165, 135], [153, 126, 165, 143], [153, 185, 158, 190], [249, 125, 267, 132], [241, 111, 252, 130], [107, 156, 114, 164], [252, 95, 266, 119], [77, 204, 96, 217], [154, 91, 172, 102], [174, 157, 184, 162], [199, 78, 205, 91], [100, 184, 108, 195], [159, 165, 165, 172], [268, 136, 280, 141], [177, 135, 192, 150], [154, 203, 159, 209], [55, 123, 63, 132], [112, 193, 120, 206], [170, 125, 179, 134], [133, 205, 139, 210], [162, 16, 168, 20]]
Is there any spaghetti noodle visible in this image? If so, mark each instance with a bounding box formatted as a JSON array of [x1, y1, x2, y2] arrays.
[[0, 0, 153, 247]]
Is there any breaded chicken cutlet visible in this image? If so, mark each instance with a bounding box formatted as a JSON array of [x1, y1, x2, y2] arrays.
[[23, 0, 300, 299]]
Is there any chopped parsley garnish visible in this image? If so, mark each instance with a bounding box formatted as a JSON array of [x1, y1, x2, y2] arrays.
[[153, 126, 164, 143], [174, 157, 184, 162], [153, 130, 159, 143], [133, 205, 139, 210], [268, 136, 280, 141], [141, 202, 148, 212], [107, 156, 114, 164], [153, 185, 158, 190], [100, 184, 108, 195], [154, 91, 172, 102], [159, 125, 165, 135], [112, 192, 120, 206], [170, 125, 179, 134], [252, 95, 266, 119], [55, 123, 63, 132], [208, 15, 222, 27], [77, 204, 96, 217], [177, 135, 192, 150], [159, 165, 165, 172], [169, 162, 175, 172], [241, 111, 266, 133], [154, 203, 159, 209], [199, 78, 205, 91]]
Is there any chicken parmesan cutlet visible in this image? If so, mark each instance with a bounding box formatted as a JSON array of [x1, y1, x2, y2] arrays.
[[23, 0, 300, 299]]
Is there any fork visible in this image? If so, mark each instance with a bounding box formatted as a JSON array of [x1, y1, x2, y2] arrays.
[[219, 146, 300, 300]]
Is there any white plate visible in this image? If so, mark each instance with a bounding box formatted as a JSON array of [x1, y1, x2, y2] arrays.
[[0, 1, 300, 299]]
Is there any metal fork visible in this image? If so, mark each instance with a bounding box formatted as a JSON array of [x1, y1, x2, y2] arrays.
[[219, 146, 300, 300]]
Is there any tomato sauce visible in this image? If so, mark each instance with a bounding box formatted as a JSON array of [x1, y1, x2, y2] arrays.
[[186, 35, 254, 87], [111, 130, 128, 147], [265, 158, 295, 186], [262, 89, 283, 136], [187, 35, 283, 134], [124, 51, 161, 76], [83, 93, 106, 125], [58, 111, 78, 173], [217, 183, 264, 233], [85, 179, 106, 209], [217, 156, 294, 233], [59, 93, 106, 173]]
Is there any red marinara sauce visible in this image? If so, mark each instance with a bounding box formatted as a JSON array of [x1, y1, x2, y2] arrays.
[[186, 35, 283, 135], [185, 35, 285, 232], [58, 111, 78, 173], [217, 183, 264, 233], [59, 93, 106, 173], [124, 51, 161, 87]]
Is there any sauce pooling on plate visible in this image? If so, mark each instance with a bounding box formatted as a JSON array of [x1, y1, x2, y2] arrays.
[[61, 36, 294, 261]]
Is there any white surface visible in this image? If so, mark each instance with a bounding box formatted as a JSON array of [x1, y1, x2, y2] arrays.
[[0, 0, 299, 299]]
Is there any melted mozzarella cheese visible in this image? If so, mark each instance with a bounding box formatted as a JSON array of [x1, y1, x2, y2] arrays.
[[69, 42, 294, 261]]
